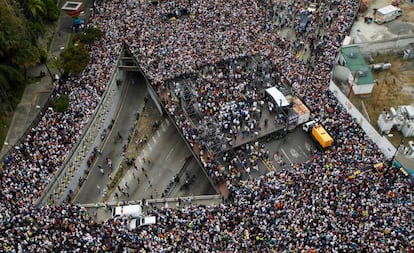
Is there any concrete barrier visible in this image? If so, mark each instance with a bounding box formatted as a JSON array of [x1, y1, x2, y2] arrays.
[[36, 52, 125, 206], [355, 35, 414, 56], [80, 194, 223, 208]]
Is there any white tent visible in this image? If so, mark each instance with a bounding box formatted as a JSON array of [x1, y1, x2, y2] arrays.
[[265, 87, 289, 107]]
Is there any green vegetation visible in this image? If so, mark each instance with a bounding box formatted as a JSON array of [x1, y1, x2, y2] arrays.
[[0, 114, 12, 149], [52, 94, 70, 113], [49, 56, 64, 75], [61, 43, 90, 75], [0, 0, 60, 150], [28, 76, 42, 84], [79, 27, 104, 45]]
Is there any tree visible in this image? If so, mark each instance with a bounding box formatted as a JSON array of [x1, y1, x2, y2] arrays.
[[49, 55, 64, 75], [43, 0, 59, 22], [11, 40, 41, 80], [0, 0, 26, 62], [61, 44, 90, 75], [52, 94, 70, 112], [0, 0, 47, 112], [0, 64, 24, 111], [17, 0, 59, 22], [80, 27, 104, 45], [27, 0, 46, 20], [26, 21, 46, 46]]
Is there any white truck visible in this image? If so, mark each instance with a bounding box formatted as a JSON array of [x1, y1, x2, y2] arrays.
[[129, 216, 157, 229], [375, 5, 402, 24], [112, 204, 143, 218]]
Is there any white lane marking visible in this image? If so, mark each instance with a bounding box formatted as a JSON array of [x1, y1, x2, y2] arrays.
[[166, 147, 175, 160], [281, 148, 293, 164], [297, 146, 308, 156], [290, 148, 299, 158], [161, 122, 168, 131], [305, 142, 312, 151]]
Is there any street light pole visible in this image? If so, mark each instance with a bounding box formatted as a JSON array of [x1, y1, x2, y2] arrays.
[[348, 71, 358, 98], [388, 140, 404, 173], [392, 141, 404, 160]]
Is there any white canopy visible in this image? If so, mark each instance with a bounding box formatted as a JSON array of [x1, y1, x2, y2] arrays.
[[265, 87, 289, 107]]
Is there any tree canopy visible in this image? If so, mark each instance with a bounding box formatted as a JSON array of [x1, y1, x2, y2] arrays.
[[0, 0, 59, 110], [17, 0, 59, 22], [79, 27, 104, 45], [61, 44, 90, 75]]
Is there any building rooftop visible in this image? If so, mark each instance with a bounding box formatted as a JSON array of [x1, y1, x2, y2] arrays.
[[340, 45, 376, 85], [61, 1, 83, 11]]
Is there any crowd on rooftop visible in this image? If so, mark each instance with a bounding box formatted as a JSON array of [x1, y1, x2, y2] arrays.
[[0, 0, 413, 251]]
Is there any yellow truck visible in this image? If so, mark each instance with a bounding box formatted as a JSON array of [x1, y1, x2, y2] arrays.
[[303, 121, 333, 148]]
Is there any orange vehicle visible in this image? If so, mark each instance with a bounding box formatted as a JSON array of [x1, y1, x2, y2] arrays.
[[303, 121, 333, 148], [311, 125, 333, 148]]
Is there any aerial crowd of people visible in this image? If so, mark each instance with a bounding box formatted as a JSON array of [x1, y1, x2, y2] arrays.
[[0, 0, 413, 251]]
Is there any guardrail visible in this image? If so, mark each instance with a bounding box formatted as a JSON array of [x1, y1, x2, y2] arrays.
[[36, 49, 124, 206], [80, 194, 223, 208]]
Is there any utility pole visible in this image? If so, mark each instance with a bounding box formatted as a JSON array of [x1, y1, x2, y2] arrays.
[[375, 69, 390, 107], [348, 71, 359, 98]]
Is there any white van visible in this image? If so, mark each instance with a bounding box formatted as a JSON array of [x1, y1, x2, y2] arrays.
[[375, 5, 402, 24], [302, 120, 317, 133], [129, 216, 157, 230], [112, 204, 142, 218]]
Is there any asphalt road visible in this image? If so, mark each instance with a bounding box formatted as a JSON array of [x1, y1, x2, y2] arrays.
[[107, 118, 216, 203], [167, 157, 217, 198], [52, 0, 94, 56], [74, 71, 216, 205], [266, 127, 316, 170], [74, 72, 147, 204]]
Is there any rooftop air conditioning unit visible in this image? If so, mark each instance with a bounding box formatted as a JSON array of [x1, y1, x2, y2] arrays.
[[349, 51, 358, 58], [357, 70, 367, 77]]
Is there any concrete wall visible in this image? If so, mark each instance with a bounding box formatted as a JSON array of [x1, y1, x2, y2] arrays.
[[355, 35, 414, 56], [36, 66, 125, 206], [146, 80, 164, 115], [353, 83, 375, 95]]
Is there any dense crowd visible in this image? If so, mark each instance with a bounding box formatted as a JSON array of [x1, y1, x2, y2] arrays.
[[0, 0, 413, 252], [124, 0, 267, 84]]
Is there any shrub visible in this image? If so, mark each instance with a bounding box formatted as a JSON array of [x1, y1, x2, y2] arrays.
[[53, 94, 70, 112], [80, 27, 104, 45], [61, 43, 90, 75]]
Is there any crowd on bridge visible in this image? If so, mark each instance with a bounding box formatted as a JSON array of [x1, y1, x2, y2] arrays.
[[1, 0, 413, 252], [124, 0, 267, 84]]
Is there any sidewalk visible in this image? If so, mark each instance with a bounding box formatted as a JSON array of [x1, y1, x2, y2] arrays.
[[0, 0, 93, 158]]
